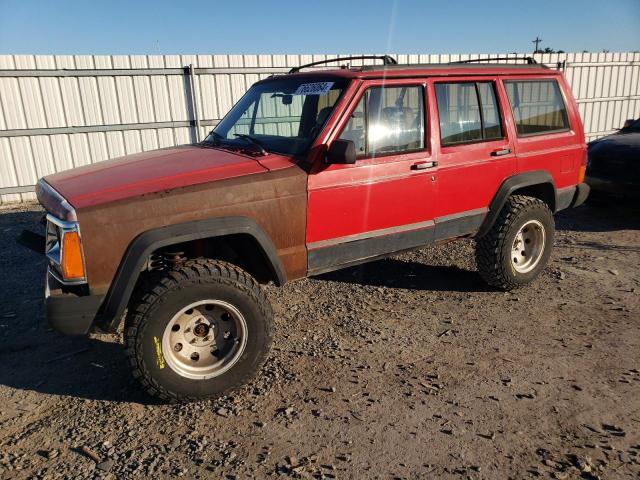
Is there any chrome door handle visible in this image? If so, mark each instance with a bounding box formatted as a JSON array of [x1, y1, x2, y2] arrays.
[[411, 160, 438, 170], [490, 148, 512, 157]]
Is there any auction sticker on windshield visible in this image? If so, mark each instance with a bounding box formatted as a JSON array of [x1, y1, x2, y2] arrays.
[[293, 82, 334, 96]]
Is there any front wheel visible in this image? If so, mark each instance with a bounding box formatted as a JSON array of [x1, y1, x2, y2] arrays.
[[124, 259, 273, 403], [475, 195, 555, 290]]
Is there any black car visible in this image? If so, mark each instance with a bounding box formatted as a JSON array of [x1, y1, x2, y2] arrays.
[[587, 118, 640, 202]]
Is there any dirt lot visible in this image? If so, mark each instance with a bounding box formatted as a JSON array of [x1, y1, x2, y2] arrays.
[[0, 201, 638, 480]]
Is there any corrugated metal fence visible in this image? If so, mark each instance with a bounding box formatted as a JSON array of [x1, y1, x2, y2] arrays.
[[1, 52, 639, 204]]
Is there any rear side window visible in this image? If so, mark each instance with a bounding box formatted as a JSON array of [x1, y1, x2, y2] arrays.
[[339, 85, 425, 157], [504, 80, 570, 136], [435, 82, 503, 146]]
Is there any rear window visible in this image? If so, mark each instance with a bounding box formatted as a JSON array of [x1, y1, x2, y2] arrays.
[[504, 79, 570, 136]]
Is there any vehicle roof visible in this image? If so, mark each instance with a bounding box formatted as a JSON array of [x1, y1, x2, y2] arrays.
[[260, 63, 558, 83]]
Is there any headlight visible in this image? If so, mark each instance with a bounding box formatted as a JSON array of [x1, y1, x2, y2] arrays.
[[46, 214, 87, 284], [36, 179, 86, 284]]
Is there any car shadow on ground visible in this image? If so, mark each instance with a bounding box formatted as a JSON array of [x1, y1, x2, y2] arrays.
[[0, 208, 155, 404], [316, 259, 491, 292], [556, 202, 640, 232], [319, 202, 640, 290], [0, 334, 156, 404]]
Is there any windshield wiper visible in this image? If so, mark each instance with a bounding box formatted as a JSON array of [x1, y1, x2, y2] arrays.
[[234, 134, 268, 156]]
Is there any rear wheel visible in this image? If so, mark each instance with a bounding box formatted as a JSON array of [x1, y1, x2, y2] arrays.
[[475, 195, 555, 290], [124, 259, 273, 402]]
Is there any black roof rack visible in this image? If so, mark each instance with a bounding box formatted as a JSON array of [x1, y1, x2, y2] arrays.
[[452, 56, 538, 65], [288, 55, 397, 74], [359, 62, 548, 72]]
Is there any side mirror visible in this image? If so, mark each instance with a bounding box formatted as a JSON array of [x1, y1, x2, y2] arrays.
[[326, 139, 356, 165], [622, 119, 635, 129]]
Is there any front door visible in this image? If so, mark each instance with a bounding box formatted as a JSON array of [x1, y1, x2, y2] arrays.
[[306, 79, 437, 275]]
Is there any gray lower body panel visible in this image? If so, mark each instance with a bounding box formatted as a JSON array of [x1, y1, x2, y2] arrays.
[[308, 208, 487, 276]]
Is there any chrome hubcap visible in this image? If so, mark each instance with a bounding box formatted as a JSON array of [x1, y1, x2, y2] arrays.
[[162, 300, 247, 380], [511, 220, 546, 274]]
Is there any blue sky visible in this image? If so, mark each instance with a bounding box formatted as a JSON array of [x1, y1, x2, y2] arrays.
[[0, 0, 638, 54]]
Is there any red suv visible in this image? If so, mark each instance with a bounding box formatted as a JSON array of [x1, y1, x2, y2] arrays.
[[25, 56, 589, 402]]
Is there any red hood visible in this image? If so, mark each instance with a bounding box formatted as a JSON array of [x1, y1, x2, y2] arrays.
[[44, 145, 290, 209]]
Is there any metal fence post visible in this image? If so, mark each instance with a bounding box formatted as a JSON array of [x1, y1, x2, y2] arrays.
[[187, 63, 200, 142]]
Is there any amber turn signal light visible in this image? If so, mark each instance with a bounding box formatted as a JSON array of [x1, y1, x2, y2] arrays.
[[578, 164, 586, 183], [61, 231, 85, 280]]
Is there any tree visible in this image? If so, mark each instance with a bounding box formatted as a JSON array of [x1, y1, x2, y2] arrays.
[[534, 47, 565, 54]]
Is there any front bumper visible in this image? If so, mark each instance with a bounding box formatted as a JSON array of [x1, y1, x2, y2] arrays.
[[45, 268, 103, 335]]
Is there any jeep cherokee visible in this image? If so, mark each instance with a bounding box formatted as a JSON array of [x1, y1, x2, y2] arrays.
[[25, 56, 589, 402]]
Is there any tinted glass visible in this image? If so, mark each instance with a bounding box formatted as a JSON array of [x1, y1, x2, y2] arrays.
[[339, 85, 425, 156], [477, 83, 503, 140], [505, 80, 569, 136], [435, 82, 505, 146], [435, 83, 482, 145]]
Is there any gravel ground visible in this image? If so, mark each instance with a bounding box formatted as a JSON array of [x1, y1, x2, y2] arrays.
[[0, 201, 638, 480]]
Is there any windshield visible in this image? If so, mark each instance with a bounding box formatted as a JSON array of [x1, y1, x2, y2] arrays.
[[206, 77, 348, 156]]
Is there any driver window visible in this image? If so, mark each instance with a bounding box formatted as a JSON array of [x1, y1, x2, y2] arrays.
[[338, 85, 425, 157]]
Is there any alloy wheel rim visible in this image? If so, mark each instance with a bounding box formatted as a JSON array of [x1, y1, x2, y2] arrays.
[[510, 220, 546, 274], [162, 299, 247, 380]]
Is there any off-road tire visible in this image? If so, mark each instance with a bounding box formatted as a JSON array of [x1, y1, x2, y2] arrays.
[[476, 195, 555, 290], [124, 259, 273, 403]]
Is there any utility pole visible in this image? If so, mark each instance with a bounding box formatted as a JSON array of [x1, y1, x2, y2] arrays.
[[532, 36, 543, 53]]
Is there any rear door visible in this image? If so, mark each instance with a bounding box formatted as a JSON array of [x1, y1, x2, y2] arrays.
[[306, 78, 437, 274], [430, 77, 516, 239]]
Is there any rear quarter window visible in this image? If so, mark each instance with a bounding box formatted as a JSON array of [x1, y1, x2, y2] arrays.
[[504, 79, 570, 136]]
